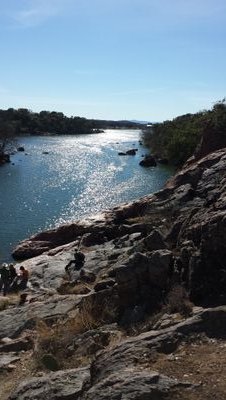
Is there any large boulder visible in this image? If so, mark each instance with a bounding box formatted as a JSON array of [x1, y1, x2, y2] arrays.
[[83, 370, 192, 400], [114, 251, 173, 313], [126, 149, 137, 155], [139, 155, 157, 167], [179, 210, 226, 305], [12, 240, 55, 260], [160, 148, 226, 307]]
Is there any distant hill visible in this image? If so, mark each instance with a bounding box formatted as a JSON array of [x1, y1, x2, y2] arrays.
[[129, 120, 152, 125]]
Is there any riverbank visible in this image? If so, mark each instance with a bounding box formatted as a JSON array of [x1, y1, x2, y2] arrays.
[[1, 141, 226, 399], [0, 153, 10, 165]]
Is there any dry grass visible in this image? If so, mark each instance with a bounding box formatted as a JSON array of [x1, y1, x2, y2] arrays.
[[0, 296, 10, 311], [0, 293, 19, 310], [57, 281, 91, 295], [80, 295, 118, 327], [34, 296, 117, 369], [166, 285, 193, 317], [35, 308, 97, 359]]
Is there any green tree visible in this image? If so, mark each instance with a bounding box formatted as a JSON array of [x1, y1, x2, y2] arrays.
[[142, 100, 226, 166], [0, 120, 16, 165]]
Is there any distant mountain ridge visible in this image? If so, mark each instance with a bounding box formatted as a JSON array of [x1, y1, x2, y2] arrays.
[[129, 119, 152, 125]]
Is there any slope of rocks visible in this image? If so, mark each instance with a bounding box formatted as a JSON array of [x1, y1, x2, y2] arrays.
[[1, 146, 226, 399], [12, 146, 226, 306]]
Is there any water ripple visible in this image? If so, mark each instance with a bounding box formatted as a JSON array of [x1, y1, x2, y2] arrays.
[[0, 129, 174, 262]]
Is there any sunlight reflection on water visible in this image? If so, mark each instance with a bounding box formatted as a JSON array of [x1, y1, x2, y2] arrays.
[[0, 129, 174, 262]]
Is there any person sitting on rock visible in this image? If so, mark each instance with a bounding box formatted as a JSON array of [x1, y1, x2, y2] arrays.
[[65, 249, 85, 282], [18, 266, 29, 290], [65, 249, 85, 272], [10, 266, 29, 291], [0, 264, 10, 296]]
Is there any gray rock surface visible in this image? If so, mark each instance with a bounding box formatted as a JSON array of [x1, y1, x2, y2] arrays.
[[9, 367, 90, 400], [83, 370, 192, 400], [0, 353, 20, 371], [143, 229, 167, 251], [91, 306, 226, 384], [0, 335, 33, 352], [148, 249, 173, 288], [0, 295, 81, 339]]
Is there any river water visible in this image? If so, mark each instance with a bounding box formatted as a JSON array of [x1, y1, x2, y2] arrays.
[[0, 129, 173, 263]]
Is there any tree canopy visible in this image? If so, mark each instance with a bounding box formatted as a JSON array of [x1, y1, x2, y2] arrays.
[[142, 100, 226, 166], [0, 119, 16, 155]]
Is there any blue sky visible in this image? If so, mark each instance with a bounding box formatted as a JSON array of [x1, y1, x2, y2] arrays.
[[0, 0, 226, 121]]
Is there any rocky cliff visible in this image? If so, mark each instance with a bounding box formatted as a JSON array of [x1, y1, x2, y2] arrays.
[[1, 145, 226, 399]]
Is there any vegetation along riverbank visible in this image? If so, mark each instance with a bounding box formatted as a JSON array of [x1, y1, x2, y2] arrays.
[[142, 99, 226, 166], [0, 108, 145, 165], [1, 101, 226, 399]]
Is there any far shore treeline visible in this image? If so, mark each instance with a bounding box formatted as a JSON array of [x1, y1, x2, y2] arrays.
[[0, 108, 144, 163], [142, 99, 226, 166], [0, 107, 142, 136]]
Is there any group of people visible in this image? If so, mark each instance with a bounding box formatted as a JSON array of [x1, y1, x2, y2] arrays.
[[0, 263, 29, 296]]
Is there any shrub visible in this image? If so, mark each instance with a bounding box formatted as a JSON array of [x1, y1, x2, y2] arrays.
[[166, 285, 193, 317], [57, 281, 91, 295]]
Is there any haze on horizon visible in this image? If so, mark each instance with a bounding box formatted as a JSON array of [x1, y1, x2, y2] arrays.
[[0, 0, 226, 122]]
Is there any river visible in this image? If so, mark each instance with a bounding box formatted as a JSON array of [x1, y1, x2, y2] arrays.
[[0, 129, 174, 263]]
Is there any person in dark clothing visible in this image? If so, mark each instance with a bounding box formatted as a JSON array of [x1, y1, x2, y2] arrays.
[[17, 266, 29, 290], [65, 249, 85, 282], [10, 266, 29, 291], [65, 250, 85, 272], [0, 265, 10, 296], [8, 264, 17, 285]]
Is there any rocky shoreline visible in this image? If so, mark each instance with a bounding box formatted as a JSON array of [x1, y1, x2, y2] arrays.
[[12, 146, 226, 305], [1, 146, 226, 399]]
